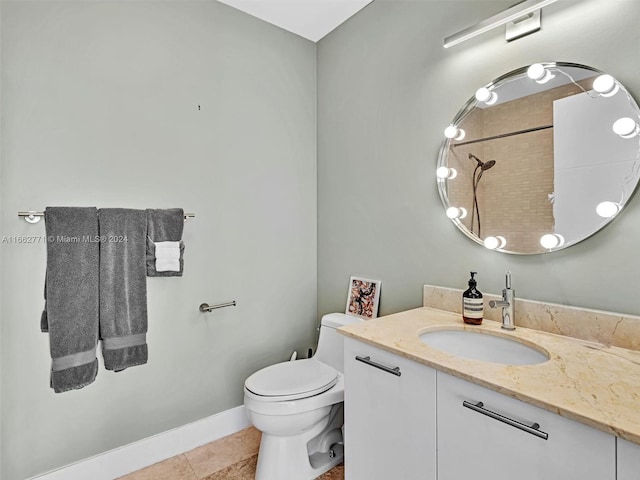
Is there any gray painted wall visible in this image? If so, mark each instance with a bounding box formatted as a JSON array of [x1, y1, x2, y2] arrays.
[[0, 2, 316, 479], [317, 0, 640, 318]]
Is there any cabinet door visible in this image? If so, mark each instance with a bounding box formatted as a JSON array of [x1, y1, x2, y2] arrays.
[[437, 372, 614, 480], [618, 438, 640, 480], [344, 338, 436, 480]]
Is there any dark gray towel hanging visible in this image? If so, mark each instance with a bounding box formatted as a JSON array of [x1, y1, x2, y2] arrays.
[[42, 207, 100, 393], [98, 208, 149, 371]]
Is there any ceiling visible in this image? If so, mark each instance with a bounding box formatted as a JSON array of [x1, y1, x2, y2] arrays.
[[217, 0, 374, 42]]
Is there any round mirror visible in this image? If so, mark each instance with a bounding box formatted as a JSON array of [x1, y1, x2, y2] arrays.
[[437, 62, 640, 254]]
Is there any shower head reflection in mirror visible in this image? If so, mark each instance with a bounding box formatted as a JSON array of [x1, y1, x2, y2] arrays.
[[437, 62, 640, 254], [468, 153, 497, 238]]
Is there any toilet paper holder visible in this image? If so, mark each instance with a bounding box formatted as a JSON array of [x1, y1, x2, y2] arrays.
[[199, 301, 236, 312]]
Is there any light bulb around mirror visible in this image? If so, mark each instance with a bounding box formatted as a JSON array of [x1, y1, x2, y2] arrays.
[[484, 235, 507, 250], [593, 74, 619, 97], [475, 87, 497, 105], [446, 206, 467, 219], [596, 201, 621, 218], [444, 125, 465, 141], [527, 63, 554, 84], [613, 117, 640, 138], [540, 233, 565, 250], [436, 166, 457, 180]]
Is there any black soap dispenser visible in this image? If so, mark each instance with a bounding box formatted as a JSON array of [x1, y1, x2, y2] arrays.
[[462, 271, 484, 325]]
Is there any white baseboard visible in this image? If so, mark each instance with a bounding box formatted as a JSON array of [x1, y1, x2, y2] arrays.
[[29, 405, 250, 480]]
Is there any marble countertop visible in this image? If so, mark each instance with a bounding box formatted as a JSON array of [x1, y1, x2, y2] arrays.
[[338, 307, 640, 445]]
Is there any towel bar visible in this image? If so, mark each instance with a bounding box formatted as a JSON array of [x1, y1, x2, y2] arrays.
[[199, 301, 236, 312], [18, 211, 195, 223]]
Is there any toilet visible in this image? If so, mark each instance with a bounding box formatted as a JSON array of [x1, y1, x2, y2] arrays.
[[244, 313, 362, 480]]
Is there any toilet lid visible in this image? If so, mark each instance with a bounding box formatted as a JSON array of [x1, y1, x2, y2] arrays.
[[245, 359, 338, 400]]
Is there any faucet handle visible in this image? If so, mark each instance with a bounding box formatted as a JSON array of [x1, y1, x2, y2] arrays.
[[489, 299, 509, 308], [505, 270, 512, 289]]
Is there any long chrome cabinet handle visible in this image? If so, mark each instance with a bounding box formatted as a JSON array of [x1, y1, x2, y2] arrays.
[[355, 355, 401, 376], [462, 400, 549, 440]]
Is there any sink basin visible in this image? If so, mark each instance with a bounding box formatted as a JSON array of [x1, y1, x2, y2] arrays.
[[419, 329, 549, 365]]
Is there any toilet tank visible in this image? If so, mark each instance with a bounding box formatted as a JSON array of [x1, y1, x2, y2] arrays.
[[315, 313, 363, 373]]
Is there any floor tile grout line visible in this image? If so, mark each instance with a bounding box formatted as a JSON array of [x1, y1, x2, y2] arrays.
[[182, 453, 200, 480]]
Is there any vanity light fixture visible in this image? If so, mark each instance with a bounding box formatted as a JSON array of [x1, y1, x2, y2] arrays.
[[443, 0, 559, 48], [446, 207, 467, 220], [593, 74, 619, 97], [484, 235, 507, 250], [475, 87, 498, 105], [613, 117, 640, 139], [539, 233, 565, 249], [436, 166, 458, 180], [444, 125, 466, 141], [596, 201, 621, 218], [527, 63, 554, 84]]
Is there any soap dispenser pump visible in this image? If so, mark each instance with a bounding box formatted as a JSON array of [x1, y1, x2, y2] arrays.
[[462, 271, 484, 325]]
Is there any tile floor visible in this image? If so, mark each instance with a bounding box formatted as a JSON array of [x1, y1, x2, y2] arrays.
[[118, 426, 344, 480]]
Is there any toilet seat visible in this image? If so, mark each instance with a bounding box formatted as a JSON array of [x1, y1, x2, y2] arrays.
[[245, 358, 338, 401]]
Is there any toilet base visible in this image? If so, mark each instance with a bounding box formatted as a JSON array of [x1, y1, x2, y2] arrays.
[[254, 404, 344, 480]]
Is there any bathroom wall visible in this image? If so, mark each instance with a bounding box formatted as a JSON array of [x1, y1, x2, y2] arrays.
[[0, 2, 316, 479], [317, 0, 640, 317]]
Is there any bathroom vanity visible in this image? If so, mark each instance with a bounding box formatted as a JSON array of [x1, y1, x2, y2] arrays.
[[340, 305, 640, 480]]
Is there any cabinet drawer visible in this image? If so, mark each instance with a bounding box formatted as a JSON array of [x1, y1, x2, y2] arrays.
[[344, 339, 436, 480], [437, 372, 614, 480]]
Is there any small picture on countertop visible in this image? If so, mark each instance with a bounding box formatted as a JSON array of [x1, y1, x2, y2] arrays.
[[345, 276, 381, 319]]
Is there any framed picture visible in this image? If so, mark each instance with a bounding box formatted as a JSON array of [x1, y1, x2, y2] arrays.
[[345, 276, 381, 319]]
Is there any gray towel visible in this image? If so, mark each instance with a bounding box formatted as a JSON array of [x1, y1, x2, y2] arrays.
[[98, 208, 148, 371], [42, 207, 99, 393], [146, 208, 185, 277]]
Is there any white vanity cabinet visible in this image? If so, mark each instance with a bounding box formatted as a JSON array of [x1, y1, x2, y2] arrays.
[[437, 372, 615, 480], [343, 338, 437, 480], [618, 438, 640, 480]]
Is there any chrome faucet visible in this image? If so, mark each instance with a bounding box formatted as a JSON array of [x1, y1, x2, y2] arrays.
[[489, 271, 515, 330]]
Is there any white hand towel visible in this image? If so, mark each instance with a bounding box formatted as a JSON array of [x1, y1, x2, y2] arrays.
[[155, 241, 180, 256], [155, 258, 180, 272], [154, 241, 181, 271]]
